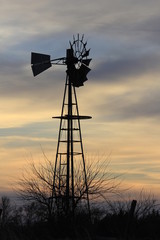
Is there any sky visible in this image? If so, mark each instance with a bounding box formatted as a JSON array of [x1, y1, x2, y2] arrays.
[[0, 0, 160, 199]]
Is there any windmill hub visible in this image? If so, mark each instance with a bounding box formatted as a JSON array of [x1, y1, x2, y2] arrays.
[[66, 48, 78, 65]]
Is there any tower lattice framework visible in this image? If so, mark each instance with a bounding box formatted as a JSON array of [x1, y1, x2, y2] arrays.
[[52, 73, 91, 217]]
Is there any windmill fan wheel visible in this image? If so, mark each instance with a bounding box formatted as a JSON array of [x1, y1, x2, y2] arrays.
[[68, 34, 91, 87]]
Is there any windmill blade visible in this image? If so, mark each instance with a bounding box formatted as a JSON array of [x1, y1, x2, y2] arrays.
[[76, 64, 90, 87], [78, 64, 91, 76], [69, 41, 72, 48], [82, 58, 92, 66], [31, 52, 51, 64], [84, 41, 87, 47], [81, 34, 84, 42], [31, 62, 52, 77], [68, 64, 91, 87], [82, 49, 90, 58]]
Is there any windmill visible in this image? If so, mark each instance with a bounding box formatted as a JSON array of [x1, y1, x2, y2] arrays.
[[31, 34, 92, 218]]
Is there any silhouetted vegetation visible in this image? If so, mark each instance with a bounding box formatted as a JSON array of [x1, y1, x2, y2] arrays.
[[0, 192, 160, 239]]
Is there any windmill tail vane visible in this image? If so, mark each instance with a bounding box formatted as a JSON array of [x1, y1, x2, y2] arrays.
[[31, 34, 92, 219]]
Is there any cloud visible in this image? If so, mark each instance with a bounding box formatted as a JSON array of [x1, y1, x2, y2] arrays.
[[92, 54, 160, 83], [0, 121, 57, 138], [97, 86, 160, 122]]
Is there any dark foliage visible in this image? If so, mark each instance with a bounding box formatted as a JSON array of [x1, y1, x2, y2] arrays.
[[1, 195, 160, 240]]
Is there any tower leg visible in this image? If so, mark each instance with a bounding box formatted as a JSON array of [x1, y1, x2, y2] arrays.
[[52, 76, 68, 216], [73, 86, 91, 219]]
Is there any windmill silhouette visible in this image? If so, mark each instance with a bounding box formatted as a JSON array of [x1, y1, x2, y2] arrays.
[[31, 34, 92, 218]]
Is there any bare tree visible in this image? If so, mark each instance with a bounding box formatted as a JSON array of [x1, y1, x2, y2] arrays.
[[16, 155, 122, 220], [16, 158, 54, 220]]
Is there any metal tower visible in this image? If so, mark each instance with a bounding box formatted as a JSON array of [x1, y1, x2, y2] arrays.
[[31, 34, 92, 218]]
